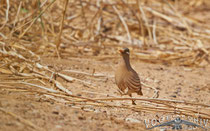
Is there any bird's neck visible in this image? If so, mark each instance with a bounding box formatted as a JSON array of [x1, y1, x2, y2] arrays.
[[121, 55, 132, 70]]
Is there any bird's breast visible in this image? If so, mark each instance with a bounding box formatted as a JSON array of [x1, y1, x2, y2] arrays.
[[115, 65, 128, 85]]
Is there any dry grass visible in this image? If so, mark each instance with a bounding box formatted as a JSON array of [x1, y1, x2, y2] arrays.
[[0, 0, 210, 128]]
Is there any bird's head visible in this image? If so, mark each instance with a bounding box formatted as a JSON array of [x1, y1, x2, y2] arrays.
[[119, 48, 130, 56]]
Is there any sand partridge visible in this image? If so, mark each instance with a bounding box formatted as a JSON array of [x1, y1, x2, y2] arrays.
[[115, 48, 143, 105]]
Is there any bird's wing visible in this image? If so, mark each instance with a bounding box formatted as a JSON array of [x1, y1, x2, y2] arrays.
[[147, 120, 175, 129], [124, 71, 141, 91], [181, 120, 207, 130]]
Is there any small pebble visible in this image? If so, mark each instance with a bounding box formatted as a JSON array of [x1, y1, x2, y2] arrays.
[[125, 118, 141, 123], [170, 95, 176, 98], [52, 111, 59, 115]]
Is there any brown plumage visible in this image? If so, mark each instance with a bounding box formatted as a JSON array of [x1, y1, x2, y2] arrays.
[[115, 48, 143, 105]]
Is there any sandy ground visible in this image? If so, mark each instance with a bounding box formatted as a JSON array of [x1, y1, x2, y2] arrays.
[[1, 0, 210, 130], [0, 53, 210, 131]]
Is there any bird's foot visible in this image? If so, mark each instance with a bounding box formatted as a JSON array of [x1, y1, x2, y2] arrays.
[[132, 100, 136, 105]]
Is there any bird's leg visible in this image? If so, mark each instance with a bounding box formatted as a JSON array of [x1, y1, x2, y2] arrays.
[[129, 94, 136, 105], [125, 90, 136, 105]]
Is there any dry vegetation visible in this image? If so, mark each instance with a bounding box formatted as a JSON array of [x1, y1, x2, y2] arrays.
[[0, 0, 210, 130]]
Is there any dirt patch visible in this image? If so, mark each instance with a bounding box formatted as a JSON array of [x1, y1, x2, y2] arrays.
[[0, 56, 209, 131], [1, 0, 210, 130]]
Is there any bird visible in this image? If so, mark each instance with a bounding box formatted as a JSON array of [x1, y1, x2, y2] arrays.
[[147, 117, 207, 130], [115, 48, 143, 105]]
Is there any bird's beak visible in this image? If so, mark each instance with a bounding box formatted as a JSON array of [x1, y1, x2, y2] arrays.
[[119, 49, 123, 53]]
